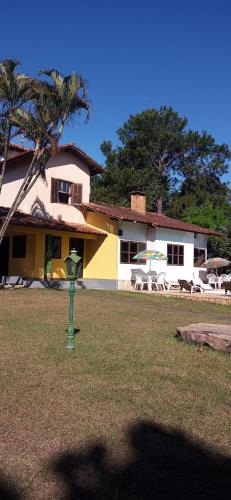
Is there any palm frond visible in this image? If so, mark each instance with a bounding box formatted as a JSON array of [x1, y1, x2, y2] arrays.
[[38, 68, 89, 123], [0, 59, 21, 76], [0, 59, 36, 116]]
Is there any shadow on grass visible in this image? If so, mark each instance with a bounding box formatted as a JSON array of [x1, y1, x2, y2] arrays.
[[0, 472, 22, 500], [48, 421, 231, 500], [1, 421, 230, 499]]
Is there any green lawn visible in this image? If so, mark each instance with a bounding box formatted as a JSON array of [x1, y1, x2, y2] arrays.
[[0, 289, 230, 499]]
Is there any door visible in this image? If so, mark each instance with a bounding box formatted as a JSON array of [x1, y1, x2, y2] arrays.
[[44, 235, 62, 278], [0, 237, 10, 276], [69, 238, 84, 278], [44, 235, 52, 278]]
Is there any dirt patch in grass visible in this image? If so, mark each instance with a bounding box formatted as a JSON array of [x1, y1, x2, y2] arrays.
[[0, 289, 230, 499]]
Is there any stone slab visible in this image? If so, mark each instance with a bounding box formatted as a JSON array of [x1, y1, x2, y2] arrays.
[[176, 323, 231, 352]]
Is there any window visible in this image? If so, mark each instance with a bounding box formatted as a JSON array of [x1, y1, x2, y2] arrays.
[[45, 235, 61, 259], [120, 241, 146, 263], [58, 180, 71, 204], [12, 235, 27, 258], [51, 178, 82, 205], [167, 244, 184, 266], [194, 248, 206, 267]]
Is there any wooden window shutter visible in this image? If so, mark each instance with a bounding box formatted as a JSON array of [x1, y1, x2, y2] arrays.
[[71, 183, 83, 204], [51, 178, 59, 203]]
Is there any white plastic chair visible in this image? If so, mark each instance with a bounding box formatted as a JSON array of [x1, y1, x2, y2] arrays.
[[219, 274, 231, 290], [192, 277, 213, 292], [178, 280, 202, 294], [164, 280, 180, 290], [207, 273, 218, 289], [220, 274, 230, 284], [151, 272, 166, 291], [134, 272, 149, 291]]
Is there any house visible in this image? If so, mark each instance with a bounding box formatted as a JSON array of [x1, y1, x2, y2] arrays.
[[0, 144, 220, 289]]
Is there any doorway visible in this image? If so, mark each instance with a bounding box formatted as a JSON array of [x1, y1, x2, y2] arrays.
[[69, 238, 84, 278], [44, 235, 62, 278], [0, 237, 10, 276]]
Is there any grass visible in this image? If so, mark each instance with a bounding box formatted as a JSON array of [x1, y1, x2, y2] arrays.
[[0, 289, 230, 499]]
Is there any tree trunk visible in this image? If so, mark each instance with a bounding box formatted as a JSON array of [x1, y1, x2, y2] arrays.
[[0, 123, 11, 195], [157, 197, 163, 214], [0, 146, 45, 246], [0, 136, 59, 246]]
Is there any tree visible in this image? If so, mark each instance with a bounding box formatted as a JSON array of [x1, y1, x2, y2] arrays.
[[92, 107, 186, 211], [91, 139, 170, 209], [170, 167, 230, 212], [180, 200, 229, 231], [0, 68, 89, 246], [207, 234, 231, 261], [91, 107, 231, 214], [169, 158, 231, 263], [0, 59, 35, 193]]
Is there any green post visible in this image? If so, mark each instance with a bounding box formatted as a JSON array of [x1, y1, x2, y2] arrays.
[[64, 248, 82, 350], [66, 278, 76, 349]]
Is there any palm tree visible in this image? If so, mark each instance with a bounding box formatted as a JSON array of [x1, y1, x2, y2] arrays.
[[0, 59, 34, 193], [0, 68, 89, 245], [0, 121, 5, 153]]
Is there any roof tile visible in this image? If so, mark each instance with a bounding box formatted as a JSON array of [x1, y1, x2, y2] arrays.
[[80, 201, 221, 236], [4, 143, 104, 175], [0, 207, 106, 236]]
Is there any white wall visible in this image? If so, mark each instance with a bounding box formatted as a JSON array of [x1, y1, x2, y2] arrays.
[[118, 221, 207, 283], [118, 222, 156, 280], [154, 227, 195, 280], [0, 152, 90, 224]]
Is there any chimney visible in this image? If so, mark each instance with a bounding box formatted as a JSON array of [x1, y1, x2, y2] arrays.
[[130, 191, 146, 214]]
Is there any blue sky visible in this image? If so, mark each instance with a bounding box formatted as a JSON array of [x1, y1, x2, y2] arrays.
[[1, 0, 231, 182]]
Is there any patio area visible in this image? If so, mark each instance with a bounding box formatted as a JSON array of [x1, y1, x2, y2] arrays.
[[139, 287, 231, 305], [131, 264, 231, 304]]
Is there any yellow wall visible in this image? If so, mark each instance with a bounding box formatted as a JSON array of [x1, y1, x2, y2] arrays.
[[5, 213, 118, 281], [8, 231, 36, 277], [6, 226, 96, 279], [84, 212, 118, 279]]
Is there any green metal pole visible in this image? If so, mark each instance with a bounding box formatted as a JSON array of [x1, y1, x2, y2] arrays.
[[66, 279, 76, 349]]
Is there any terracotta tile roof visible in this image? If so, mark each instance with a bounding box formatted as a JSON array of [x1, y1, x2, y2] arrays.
[[80, 201, 222, 236], [0, 144, 33, 162], [8, 144, 33, 152], [4, 143, 103, 175], [0, 207, 106, 236]]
